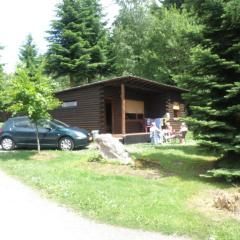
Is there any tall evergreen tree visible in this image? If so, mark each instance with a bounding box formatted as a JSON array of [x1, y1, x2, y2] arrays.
[[19, 34, 39, 73], [180, 0, 240, 160], [46, 0, 109, 86]]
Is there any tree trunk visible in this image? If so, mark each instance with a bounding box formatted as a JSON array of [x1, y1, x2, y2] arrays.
[[35, 123, 41, 153], [69, 74, 76, 87]]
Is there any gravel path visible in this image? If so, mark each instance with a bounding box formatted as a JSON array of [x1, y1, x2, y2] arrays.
[[0, 170, 189, 240]]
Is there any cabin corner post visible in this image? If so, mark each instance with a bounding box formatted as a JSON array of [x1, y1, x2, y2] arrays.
[[121, 83, 126, 135]]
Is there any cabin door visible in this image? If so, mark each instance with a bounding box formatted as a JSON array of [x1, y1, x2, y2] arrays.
[[105, 100, 114, 133]]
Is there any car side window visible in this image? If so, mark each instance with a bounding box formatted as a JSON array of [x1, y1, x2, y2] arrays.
[[14, 119, 34, 128], [38, 121, 56, 129]]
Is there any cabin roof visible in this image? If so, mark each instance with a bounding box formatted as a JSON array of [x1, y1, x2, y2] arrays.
[[56, 75, 188, 94]]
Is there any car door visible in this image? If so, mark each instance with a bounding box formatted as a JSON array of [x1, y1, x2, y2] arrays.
[[38, 121, 60, 147], [12, 118, 37, 146]]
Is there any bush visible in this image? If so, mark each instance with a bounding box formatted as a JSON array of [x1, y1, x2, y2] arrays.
[[201, 168, 240, 182]]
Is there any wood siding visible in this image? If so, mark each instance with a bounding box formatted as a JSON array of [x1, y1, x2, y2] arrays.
[[166, 92, 185, 131], [103, 86, 185, 133], [52, 78, 186, 135], [51, 85, 104, 133]]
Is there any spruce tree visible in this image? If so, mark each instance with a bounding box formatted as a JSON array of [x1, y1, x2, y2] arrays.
[[19, 34, 39, 73], [181, 0, 240, 160], [46, 0, 109, 86]]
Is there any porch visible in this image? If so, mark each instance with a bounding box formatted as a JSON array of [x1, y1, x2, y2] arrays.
[[102, 77, 184, 136]]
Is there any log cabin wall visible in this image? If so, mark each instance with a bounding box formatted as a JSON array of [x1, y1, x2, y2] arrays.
[[52, 85, 104, 133], [51, 76, 187, 135], [103, 86, 185, 133], [104, 86, 160, 134], [0, 112, 10, 122], [166, 91, 185, 131], [145, 93, 167, 118]]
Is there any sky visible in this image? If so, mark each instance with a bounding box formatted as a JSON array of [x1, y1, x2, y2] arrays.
[[0, 0, 119, 73]]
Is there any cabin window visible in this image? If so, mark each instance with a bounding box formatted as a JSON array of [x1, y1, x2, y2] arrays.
[[173, 102, 180, 119], [126, 113, 144, 120], [125, 100, 144, 114], [62, 101, 78, 108], [137, 113, 144, 119], [126, 113, 136, 120], [125, 100, 144, 120]]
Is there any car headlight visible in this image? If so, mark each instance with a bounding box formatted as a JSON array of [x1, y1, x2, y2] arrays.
[[75, 132, 87, 139]]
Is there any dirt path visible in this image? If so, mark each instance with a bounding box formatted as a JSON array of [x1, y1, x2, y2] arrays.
[[0, 170, 189, 240]]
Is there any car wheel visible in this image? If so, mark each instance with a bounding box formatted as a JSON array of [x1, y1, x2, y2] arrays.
[[59, 137, 74, 151], [1, 137, 15, 151]]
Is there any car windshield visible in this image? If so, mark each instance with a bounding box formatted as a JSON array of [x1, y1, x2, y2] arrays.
[[51, 119, 69, 128]]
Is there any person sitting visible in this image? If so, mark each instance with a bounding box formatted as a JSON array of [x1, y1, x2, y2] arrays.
[[179, 122, 188, 144], [150, 122, 162, 145], [162, 122, 176, 142]]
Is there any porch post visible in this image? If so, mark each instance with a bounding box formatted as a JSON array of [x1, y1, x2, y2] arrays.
[[121, 83, 126, 135]]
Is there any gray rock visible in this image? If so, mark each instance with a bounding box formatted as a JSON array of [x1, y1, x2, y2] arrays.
[[95, 134, 134, 165]]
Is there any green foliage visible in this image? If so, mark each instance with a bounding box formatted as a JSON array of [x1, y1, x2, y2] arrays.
[[202, 169, 240, 182], [5, 66, 60, 152], [112, 1, 198, 84], [143, 6, 200, 85], [19, 34, 40, 73], [161, 0, 184, 9], [112, 1, 152, 77], [46, 0, 110, 86], [7, 67, 59, 121], [179, 0, 240, 158]]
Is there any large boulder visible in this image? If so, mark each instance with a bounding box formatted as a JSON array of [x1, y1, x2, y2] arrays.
[[95, 134, 134, 165]]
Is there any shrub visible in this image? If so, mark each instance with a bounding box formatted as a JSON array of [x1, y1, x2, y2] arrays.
[[201, 168, 240, 182]]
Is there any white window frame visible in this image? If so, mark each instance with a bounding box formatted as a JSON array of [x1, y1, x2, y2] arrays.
[[62, 101, 78, 108]]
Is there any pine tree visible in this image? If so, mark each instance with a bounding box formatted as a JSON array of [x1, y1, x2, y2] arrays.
[[19, 34, 40, 73], [181, 0, 240, 159], [46, 0, 109, 86]]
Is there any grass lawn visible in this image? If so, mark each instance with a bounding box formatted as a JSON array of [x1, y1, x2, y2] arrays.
[[0, 143, 239, 240]]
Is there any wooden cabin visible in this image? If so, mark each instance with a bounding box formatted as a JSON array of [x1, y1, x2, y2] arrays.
[[51, 76, 187, 143]]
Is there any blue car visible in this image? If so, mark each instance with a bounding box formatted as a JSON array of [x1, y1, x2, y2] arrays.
[[0, 116, 90, 151]]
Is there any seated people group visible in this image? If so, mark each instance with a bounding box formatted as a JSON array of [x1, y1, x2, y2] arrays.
[[148, 118, 188, 144]]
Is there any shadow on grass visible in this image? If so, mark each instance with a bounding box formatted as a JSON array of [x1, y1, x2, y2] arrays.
[[131, 144, 221, 183], [0, 151, 36, 161], [155, 144, 219, 157]]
